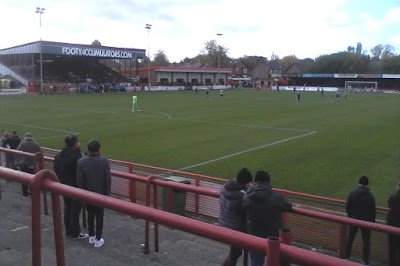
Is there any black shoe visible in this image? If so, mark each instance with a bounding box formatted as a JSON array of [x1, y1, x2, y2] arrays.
[[72, 233, 88, 239]]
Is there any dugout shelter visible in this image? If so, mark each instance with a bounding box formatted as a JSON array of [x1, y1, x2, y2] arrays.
[[0, 41, 146, 93]]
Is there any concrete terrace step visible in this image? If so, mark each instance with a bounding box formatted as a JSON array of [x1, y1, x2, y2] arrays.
[[0, 178, 231, 266]]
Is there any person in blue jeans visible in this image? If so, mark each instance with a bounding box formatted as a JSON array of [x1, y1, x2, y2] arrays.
[[243, 170, 292, 266]]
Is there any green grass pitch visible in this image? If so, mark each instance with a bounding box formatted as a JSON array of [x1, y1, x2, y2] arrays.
[[0, 90, 399, 206]]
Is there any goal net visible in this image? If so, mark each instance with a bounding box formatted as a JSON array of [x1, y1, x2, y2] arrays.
[[345, 81, 378, 92]]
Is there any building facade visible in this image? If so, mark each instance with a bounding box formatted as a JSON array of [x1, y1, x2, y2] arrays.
[[122, 66, 231, 86]]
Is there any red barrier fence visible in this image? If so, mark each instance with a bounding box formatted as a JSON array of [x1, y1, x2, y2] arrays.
[[0, 167, 362, 266], [2, 147, 397, 264]]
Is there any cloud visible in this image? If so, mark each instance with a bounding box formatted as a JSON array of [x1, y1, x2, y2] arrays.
[[384, 7, 400, 24], [360, 13, 383, 32], [390, 35, 400, 46]]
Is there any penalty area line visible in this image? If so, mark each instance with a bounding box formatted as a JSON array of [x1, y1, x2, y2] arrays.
[[178, 131, 317, 171]]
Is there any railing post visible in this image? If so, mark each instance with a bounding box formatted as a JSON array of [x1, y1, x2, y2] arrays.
[[128, 163, 136, 203], [153, 182, 159, 252], [167, 186, 173, 212], [194, 175, 200, 216], [31, 172, 42, 266], [49, 179, 65, 266], [266, 237, 280, 266], [279, 228, 292, 266], [144, 175, 156, 254], [35, 152, 48, 216], [281, 190, 287, 228], [31, 170, 66, 266], [338, 223, 347, 258]]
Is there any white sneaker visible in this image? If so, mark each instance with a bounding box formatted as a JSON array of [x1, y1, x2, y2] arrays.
[[88, 236, 96, 244], [94, 238, 104, 248]]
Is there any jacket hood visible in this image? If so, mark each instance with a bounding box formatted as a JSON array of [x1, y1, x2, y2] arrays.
[[60, 146, 80, 156], [224, 179, 246, 192], [355, 185, 370, 195], [247, 182, 271, 200]]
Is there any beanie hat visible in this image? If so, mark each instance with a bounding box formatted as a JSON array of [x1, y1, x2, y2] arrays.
[[236, 167, 252, 184], [359, 176, 369, 186], [255, 170, 270, 183]]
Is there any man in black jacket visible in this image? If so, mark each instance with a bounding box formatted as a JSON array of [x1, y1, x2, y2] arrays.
[[344, 176, 376, 265], [54, 135, 87, 239], [218, 167, 253, 266], [243, 170, 292, 266], [3, 131, 21, 169], [77, 140, 111, 248], [387, 183, 400, 266]]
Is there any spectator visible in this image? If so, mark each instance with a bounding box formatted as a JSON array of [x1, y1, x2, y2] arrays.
[[3, 131, 22, 169], [243, 170, 292, 266], [16, 133, 42, 197], [1, 131, 10, 167], [344, 176, 376, 265], [77, 140, 111, 248], [387, 183, 400, 266], [54, 135, 88, 239], [218, 167, 253, 266]]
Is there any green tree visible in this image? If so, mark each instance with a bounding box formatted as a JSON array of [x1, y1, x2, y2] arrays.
[[309, 52, 368, 73], [201, 40, 229, 68], [370, 44, 383, 60], [356, 42, 362, 54], [381, 55, 400, 73], [91, 39, 102, 46], [279, 55, 299, 67], [270, 52, 280, 61], [381, 44, 396, 60], [151, 50, 170, 66]]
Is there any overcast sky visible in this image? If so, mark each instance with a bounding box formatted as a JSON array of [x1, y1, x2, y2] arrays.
[[1, 0, 399, 62]]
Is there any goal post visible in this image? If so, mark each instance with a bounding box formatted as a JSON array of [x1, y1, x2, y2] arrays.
[[344, 81, 378, 92]]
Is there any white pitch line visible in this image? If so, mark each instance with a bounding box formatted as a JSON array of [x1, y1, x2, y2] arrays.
[[178, 131, 317, 171], [11, 226, 29, 232], [0, 120, 79, 134], [171, 117, 311, 132]]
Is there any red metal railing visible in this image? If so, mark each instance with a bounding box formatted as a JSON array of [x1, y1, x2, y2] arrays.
[[40, 147, 393, 262], [41, 147, 390, 212], [1, 166, 363, 266], [3, 147, 397, 264]]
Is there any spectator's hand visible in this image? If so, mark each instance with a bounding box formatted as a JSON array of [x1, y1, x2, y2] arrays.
[[75, 142, 81, 149]]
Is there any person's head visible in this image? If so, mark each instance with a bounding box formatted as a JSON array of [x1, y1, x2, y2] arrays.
[[236, 167, 252, 185], [3, 131, 9, 137], [255, 170, 270, 183], [12, 131, 18, 135], [87, 140, 101, 153], [358, 176, 369, 186], [65, 135, 78, 147], [25, 132, 33, 138]]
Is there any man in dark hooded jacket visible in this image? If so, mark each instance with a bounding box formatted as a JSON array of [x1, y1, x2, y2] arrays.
[[243, 170, 292, 266], [218, 167, 253, 266], [16, 132, 42, 196], [344, 176, 376, 265], [54, 135, 88, 239], [387, 183, 400, 266]]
